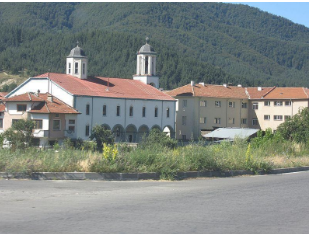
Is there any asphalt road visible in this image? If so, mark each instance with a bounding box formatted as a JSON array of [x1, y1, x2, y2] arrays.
[[0, 171, 308, 234]]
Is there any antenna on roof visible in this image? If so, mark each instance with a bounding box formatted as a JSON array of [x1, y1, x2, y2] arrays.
[[146, 37, 149, 44], [76, 40, 79, 47]]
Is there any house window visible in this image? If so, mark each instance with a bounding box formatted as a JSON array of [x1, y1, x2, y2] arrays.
[[274, 101, 283, 106], [200, 117, 206, 124], [229, 118, 235, 124], [69, 126, 75, 133], [241, 118, 247, 125], [285, 101, 291, 106], [82, 63, 86, 75], [53, 120, 61, 131], [154, 107, 158, 117], [86, 104, 90, 115], [33, 120, 43, 129], [103, 105, 106, 116], [85, 125, 89, 136], [215, 101, 221, 107], [17, 104, 27, 112], [69, 119, 75, 125], [228, 102, 235, 108], [142, 107, 146, 117], [0, 119, 3, 128], [182, 135, 187, 141], [214, 118, 221, 124], [129, 106, 133, 117], [264, 101, 270, 106], [55, 114, 60, 118], [264, 115, 270, 120], [252, 118, 259, 126], [116, 105, 120, 116], [200, 100, 207, 107], [182, 116, 187, 125], [68, 63, 71, 74], [166, 108, 170, 118], [241, 102, 247, 108], [182, 100, 187, 108], [12, 119, 22, 126], [252, 102, 258, 110], [75, 62, 78, 74], [285, 115, 291, 121], [274, 115, 283, 121]]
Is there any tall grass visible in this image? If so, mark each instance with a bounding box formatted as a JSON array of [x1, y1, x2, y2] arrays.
[[0, 139, 308, 179]]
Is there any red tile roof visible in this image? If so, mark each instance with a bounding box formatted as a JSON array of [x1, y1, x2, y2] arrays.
[[0, 92, 8, 100], [34, 73, 175, 101], [263, 87, 309, 99], [3, 92, 79, 114], [167, 84, 248, 99], [245, 87, 275, 99]]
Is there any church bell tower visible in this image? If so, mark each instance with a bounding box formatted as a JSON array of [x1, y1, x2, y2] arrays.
[[66, 42, 88, 79], [133, 37, 159, 89]]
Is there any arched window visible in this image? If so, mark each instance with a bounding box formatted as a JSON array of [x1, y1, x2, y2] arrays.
[[75, 62, 78, 74], [142, 107, 146, 117], [145, 56, 149, 74], [86, 104, 90, 115], [155, 107, 158, 117], [103, 105, 106, 116], [129, 106, 133, 117], [166, 107, 170, 118]]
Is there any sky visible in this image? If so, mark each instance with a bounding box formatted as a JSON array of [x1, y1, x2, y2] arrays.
[[230, 2, 309, 27]]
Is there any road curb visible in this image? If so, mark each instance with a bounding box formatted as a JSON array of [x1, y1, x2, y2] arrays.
[[0, 167, 308, 181]]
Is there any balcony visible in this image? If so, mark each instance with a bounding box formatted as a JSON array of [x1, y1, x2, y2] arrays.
[[64, 130, 76, 138], [33, 130, 49, 138]]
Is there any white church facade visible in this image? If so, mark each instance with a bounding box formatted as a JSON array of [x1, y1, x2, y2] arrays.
[[4, 39, 176, 146]]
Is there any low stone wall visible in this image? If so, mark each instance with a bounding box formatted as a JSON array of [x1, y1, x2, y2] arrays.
[[0, 167, 308, 181]]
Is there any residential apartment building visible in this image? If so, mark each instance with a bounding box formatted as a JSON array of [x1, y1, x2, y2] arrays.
[[4, 39, 176, 146], [167, 82, 309, 140], [167, 83, 249, 140], [247, 87, 309, 131]]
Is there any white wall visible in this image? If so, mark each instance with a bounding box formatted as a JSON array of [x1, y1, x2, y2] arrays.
[[75, 96, 175, 141]]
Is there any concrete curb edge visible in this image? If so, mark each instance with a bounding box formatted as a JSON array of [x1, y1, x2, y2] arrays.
[[0, 166, 308, 181]]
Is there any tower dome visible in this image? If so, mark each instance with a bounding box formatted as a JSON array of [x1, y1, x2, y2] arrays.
[[138, 37, 156, 55], [67, 45, 86, 58]]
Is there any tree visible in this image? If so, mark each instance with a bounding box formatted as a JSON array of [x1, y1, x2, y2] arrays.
[[3, 119, 35, 149], [89, 125, 114, 150], [277, 107, 309, 144], [140, 128, 177, 149]]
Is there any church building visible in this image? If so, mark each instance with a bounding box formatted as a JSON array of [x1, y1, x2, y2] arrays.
[[4, 39, 176, 146]]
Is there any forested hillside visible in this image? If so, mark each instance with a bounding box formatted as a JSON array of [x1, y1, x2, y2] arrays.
[[0, 2, 308, 89]]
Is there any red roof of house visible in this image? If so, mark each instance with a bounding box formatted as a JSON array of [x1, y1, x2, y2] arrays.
[[263, 87, 309, 99], [3, 92, 79, 114], [34, 73, 175, 101], [0, 92, 8, 100], [167, 84, 248, 99], [245, 87, 275, 99]]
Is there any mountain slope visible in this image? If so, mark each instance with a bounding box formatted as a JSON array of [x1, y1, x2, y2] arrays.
[[0, 2, 308, 88]]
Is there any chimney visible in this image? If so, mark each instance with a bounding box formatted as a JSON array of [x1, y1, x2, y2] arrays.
[[191, 81, 195, 86], [237, 84, 242, 87], [223, 83, 227, 88], [199, 82, 205, 86], [258, 87, 262, 91], [47, 94, 53, 102]]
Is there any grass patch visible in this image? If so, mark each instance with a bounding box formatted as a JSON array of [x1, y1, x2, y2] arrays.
[[0, 140, 308, 180]]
